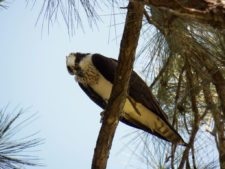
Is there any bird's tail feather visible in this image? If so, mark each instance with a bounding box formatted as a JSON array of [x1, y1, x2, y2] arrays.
[[121, 117, 186, 146], [155, 118, 186, 145]]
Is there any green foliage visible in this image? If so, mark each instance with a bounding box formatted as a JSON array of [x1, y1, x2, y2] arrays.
[[137, 7, 225, 168], [0, 107, 42, 169]]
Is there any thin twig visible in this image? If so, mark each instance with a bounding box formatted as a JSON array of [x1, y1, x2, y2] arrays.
[[178, 58, 200, 169]]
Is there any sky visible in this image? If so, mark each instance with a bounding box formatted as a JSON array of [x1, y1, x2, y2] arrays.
[[0, 1, 148, 169]]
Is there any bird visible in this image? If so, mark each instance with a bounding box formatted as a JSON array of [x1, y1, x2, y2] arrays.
[[66, 52, 186, 145]]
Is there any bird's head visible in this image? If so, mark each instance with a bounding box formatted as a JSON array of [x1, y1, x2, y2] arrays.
[[66, 52, 90, 77]]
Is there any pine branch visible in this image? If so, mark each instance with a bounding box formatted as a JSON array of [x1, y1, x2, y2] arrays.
[[0, 108, 42, 169], [91, 1, 144, 169], [143, 0, 225, 29], [178, 59, 200, 169], [202, 80, 225, 169], [150, 55, 172, 89]]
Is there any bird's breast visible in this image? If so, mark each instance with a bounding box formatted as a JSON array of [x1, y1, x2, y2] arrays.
[[90, 75, 112, 101]]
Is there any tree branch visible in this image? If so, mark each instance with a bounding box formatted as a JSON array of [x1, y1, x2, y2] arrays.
[[202, 80, 225, 169], [91, 1, 144, 169], [178, 59, 200, 169], [143, 0, 225, 29], [149, 54, 172, 89]]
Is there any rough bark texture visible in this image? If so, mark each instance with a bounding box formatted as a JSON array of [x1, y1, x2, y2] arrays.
[[143, 0, 225, 29], [91, 1, 144, 169]]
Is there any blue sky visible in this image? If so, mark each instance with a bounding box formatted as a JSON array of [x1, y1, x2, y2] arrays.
[[0, 1, 147, 169]]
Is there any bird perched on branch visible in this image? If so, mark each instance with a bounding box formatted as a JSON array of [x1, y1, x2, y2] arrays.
[[66, 52, 186, 145]]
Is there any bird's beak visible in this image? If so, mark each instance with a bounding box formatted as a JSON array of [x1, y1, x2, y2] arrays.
[[67, 66, 75, 75]]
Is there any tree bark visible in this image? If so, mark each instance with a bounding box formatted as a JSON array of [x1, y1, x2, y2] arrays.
[[143, 0, 225, 29], [91, 1, 144, 169]]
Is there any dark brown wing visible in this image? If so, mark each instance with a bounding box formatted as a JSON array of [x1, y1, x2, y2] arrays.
[[129, 71, 169, 121], [91, 54, 186, 144], [91, 53, 168, 121]]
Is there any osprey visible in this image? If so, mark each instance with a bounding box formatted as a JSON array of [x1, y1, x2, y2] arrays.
[[66, 52, 186, 145]]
